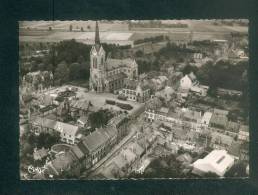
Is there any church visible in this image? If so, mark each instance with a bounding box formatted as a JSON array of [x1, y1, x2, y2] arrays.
[[89, 21, 138, 93]]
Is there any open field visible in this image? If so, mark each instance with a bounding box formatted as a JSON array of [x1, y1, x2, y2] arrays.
[[19, 20, 248, 45]]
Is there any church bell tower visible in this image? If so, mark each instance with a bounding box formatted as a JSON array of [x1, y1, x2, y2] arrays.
[[89, 21, 106, 92]]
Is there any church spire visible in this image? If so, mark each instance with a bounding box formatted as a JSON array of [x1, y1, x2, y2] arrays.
[[95, 21, 100, 45]]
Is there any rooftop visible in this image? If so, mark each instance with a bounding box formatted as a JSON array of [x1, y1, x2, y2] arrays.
[[209, 114, 228, 129], [70, 99, 91, 111], [193, 150, 234, 176], [239, 125, 249, 132], [106, 58, 135, 71], [81, 129, 109, 153], [213, 108, 229, 116], [226, 121, 240, 133], [201, 112, 213, 124], [211, 132, 233, 146]]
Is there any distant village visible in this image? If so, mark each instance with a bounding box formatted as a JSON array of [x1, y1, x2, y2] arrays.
[[19, 20, 249, 179]]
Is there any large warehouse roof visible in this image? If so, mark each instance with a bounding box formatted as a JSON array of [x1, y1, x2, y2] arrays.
[[193, 150, 235, 177]]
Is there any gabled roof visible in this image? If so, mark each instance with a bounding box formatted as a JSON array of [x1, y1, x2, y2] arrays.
[[70, 99, 91, 111], [211, 132, 233, 146], [108, 113, 128, 128], [71, 145, 85, 160], [106, 72, 126, 82], [103, 125, 117, 138], [77, 115, 88, 124], [209, 114, 228, 128], [239, 125, 248, 132], [81, 129, 109, 153], [123, 79, 137, 90], [106, 58, 135, 71], [32, 117, 57, 130], [226, 121, 240, 133], [159, 107, 169, 114], [201, 112, 213, 124], [183, 109, 202, 121], [213, 108, 229, 116], [127, 142, 144, 157], [55, 121, 79, 136], [228, 141, 241, 157]]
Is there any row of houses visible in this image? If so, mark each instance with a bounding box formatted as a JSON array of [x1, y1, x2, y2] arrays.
[[43, 114, 130, 178], [145, 105, 249, 142]]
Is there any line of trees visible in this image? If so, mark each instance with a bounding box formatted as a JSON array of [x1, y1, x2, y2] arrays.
[[20, 39, 132, 86], [134, 35, 168, 45]]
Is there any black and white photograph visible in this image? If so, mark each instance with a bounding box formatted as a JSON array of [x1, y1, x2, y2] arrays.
[[19, 19, 249, 180]]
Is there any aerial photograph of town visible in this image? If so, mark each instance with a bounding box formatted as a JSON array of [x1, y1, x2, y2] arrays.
[[19, 19, 249, 180]]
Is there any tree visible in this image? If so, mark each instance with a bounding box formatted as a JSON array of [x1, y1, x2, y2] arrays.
[[224, 162, 248, 177], [135, 50, 144, 58], [54, 61, 69, 85], [37, 132, 59, 149], [88, 109, 114, 129], [182, 65, 198, 75], [69, 24, 73, 32]]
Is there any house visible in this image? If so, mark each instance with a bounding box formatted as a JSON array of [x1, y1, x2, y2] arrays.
[[79, 129, 110, 166], [239, 142, 249, 162], [30, 117, 81, 145], [168, 71, 183, 87], [193, 53, 203, 61], [225, 121, 240, 137], [228, 141, 241, 160], [135, 158, 151, 174], [127, 142, 145, 158], [201, 112, 213, 129], [155, 86, 175, 102], [151, 76, 168, 91], [179, 75, 192, 90], [39, 104, 58, 116], [190, 85, 209, 97], [57, 122, 80, 145], [217, 88, 243, 98], [182, 109, 202, 132], [121, 79, 150, 102], [209, 109, 229, 130], [108, 114, 129, 141], [115, 148, 137, 172], [210, 132, 234, 150], [70, 99, 95, 118], [30, 117, 58, 135], [77, 115, 88, 127], [77, 125, 119, 167], [192, 150, 235, 177], [238, 125, 249, 142]]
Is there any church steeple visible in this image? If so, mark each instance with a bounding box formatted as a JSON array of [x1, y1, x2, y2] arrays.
[[95, 21, 100, 45]]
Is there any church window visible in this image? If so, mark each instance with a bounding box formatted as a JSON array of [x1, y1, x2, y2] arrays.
[[93, 58, 97, 68], [101, 57, 104, 65]]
